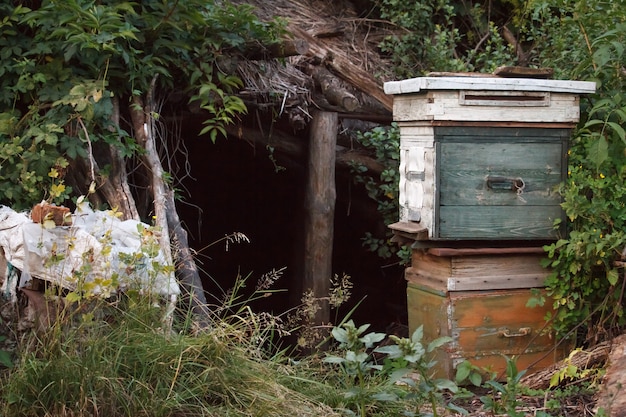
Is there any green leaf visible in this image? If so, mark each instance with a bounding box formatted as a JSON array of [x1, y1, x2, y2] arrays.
[[410, 325, 424, 344], [455, 360, 471, 383], [371, 392, 398, 401], [447, 403, 469, 415], [433, 378, 458, 393], [360, 331, 385, 348], [323, 355, 345, 364], [485, 380, 506, 393], [587, 134, 608, 168], [427, 336, 452, 352], [469, 372, 482, 387], [65, 292, 82, 303], [549, 372, 561, 388], [607, 268, 619, 286], [608, 121, 626, 143], [356, 323, 370, 335], [374, 345, 401, 356], [331, 326, 348, 344], [0, 350, 12, 368]]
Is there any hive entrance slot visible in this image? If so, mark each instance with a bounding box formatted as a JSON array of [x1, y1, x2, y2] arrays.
[[459, 90, 550, 107]]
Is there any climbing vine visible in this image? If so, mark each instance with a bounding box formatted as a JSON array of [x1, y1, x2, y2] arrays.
[[351, 124, 410, 263], [0, 0, 283, 211]]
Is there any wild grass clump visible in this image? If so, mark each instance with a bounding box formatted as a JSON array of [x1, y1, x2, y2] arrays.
[[0, 295, 340, 417]]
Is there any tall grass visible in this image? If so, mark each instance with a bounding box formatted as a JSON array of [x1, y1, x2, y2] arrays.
[[0, 295, 341, 417]]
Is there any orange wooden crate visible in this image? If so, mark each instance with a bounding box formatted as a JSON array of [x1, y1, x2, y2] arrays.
[[406, 248, 567, 380]]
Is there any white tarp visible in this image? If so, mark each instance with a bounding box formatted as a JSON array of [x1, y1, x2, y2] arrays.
[[0, 204, 180, 301]]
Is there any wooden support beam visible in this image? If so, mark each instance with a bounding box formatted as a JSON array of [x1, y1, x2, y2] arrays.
[[223, 123, 385, 174], [303, 111, 337, 327], [311, 66, 360, 112]]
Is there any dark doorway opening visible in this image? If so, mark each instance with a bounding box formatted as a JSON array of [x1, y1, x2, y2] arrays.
[[175, 129, 407, 332]]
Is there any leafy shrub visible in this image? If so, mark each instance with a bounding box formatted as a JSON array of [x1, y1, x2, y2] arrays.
[[323, 320, 460, 417], [351, 124, 410, 264], [538, 4, 626, 340], [0, 1, 283, 210]]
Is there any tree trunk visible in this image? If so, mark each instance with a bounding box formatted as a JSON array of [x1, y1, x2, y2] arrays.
[[104, 96, 139, 220], [129, 79, 211, 329], [303, 111, 337, 327], [165, 197, 212, 329]]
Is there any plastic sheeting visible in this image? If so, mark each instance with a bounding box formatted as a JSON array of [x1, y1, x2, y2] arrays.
[[0, 204, 180, 300]]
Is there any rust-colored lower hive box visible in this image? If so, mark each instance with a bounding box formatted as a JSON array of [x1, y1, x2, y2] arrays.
[[406, 247, 567, 380]]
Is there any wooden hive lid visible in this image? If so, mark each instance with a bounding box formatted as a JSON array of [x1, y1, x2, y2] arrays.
[[384, 75, 597, 96]]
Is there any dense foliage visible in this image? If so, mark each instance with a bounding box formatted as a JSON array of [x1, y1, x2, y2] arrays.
[[0, 0, 282, 211], [535, 1, 626, 341]]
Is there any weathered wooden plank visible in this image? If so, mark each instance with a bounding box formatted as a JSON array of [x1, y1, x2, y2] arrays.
[[438, 141, 563, 206], [407, 284, 453, 377], [493, 66, 554, 78], [406, 267, 546, 292], [395, 124, 569, 239], [392, 92, 582, 123], [407, 250, 549, 292], [434, 124, 571, 139], [428, 247, 545, 256], [452, 287, 550, 328], [436, 205, 563, 239], [432, 120, 577, 129], [459, 90, 551, 107], [465, 351, 566, 380], [384, 76, 597, 95]]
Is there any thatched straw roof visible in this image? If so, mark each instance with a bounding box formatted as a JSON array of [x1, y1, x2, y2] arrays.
[[233, 0, 396, 129]]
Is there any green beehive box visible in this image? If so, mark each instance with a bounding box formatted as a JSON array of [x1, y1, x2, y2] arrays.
[[433, 126, 568, 240], [383, 76, 596, 241]]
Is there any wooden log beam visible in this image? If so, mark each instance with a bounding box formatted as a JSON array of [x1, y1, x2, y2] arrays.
[[224, 123, 385, 174], [303, 111, 338, 327], [311, 66, 360, 112], [290, 26, 393, 111]]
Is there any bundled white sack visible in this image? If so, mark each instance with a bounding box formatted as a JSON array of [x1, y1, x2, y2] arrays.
[[0, 203, 180, 301]]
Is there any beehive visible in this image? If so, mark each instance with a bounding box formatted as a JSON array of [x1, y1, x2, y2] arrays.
[[405, 247, 565, 380], [384, 76, 596, 240]]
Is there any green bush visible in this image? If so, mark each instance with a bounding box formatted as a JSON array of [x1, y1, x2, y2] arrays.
[[537, 3, 626, 340]]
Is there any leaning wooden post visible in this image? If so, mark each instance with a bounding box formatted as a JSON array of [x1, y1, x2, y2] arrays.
[[303, 110, 337, 327]]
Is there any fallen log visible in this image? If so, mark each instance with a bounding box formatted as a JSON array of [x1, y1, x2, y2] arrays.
[[519, 340, 611, 390]]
